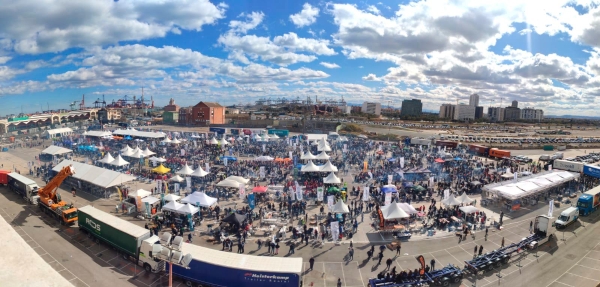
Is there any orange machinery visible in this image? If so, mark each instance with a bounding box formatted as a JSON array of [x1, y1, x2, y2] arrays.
[[37, 165, 78, 225]]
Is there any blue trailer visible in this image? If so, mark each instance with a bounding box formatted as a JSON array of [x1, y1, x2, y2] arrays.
[[209, 127, 226, 135], [171, 242, 302, 287]]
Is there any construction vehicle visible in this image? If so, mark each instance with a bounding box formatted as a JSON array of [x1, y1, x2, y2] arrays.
[[37, 165, 78, 225]]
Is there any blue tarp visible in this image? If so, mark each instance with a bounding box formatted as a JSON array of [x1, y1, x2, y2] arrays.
[[388, 158, 396, 162], [454, 157, 463, 161], [220, 156, 237, 161], [382, 186, 397, 193]]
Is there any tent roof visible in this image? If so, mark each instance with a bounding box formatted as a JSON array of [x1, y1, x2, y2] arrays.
[[112, 129, 166, 139], [149, 156, 166, 162], [41, 145, 73, 155], [163, 194, 181, 202], [459, 206, 479, 214], [190, 167, 208, 177], [216, 179, 241, 188], [225, 176, 249, 184], [330, 200, 349, 213], [152, 164, 171, 174], [209, 138, 219, 145], [380, 203, 410, 219], [53, 160, 135, 188], [109, 155, 130, 166], [315, 151, 330, 160], [99, 152, 115, 164], [141, 196, 160, 205], [142, 147, 155, 156], [319, 160, 338, 172], [254, 155, 274, 161], [222, 213, 246, 225], [218, 138, 228, 145], [457, 192, 474, 204], [397, 202, 418, 214], [162, 137, 172, 143], [181, 192, 217, 207], [441, 194, 462, 206], [129, 149, 145, 158], [44, 127, 73, 136], [162, 201, 185, 212], [323, 172, 341, 184], [85, 131, 112, 137], [128, 189, 151, 198], [301, 151, 317, 160], [175, 203, 199, 215], [120, 145, 132, 152], [177, 164, 194, 175], [301, 160, 321, 172], [169, 175, 184, 182]]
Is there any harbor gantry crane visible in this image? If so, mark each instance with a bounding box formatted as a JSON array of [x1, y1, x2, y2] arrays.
[[37, 165, 78, 225]]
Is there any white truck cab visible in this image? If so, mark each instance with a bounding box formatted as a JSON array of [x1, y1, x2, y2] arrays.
[[139, 235, 164, 273], [554, 207, 579, 229], [530, 215, 556, 248]]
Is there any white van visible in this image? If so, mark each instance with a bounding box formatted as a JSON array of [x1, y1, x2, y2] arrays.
[[555, 206, 579, 229]]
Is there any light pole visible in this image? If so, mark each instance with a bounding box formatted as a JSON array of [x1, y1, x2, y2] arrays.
[[154, 233, 192, 287]]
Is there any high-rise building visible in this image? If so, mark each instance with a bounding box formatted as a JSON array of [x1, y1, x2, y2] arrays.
[[469, 94, 479, 107], [487, 107, 505, 122], [361, 102, 381, 115], [504, 106, 521, 121], [400, 99, 423, 117], [454, 104, 476, 121], [512, 100, 518, 108], [520, 108, 544, 120], [439, 104, 456, 119], [475, 106, 484, 119]]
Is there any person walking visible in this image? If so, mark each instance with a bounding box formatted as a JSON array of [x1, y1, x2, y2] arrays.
[[478, 245, 484, 256], [187, 233, 193, 243], [499, 211, 504, 225], [501, 237, 505, 248], [386, 258, 393, 270], [430, 259, 436, 271], [395, 244, 401, 256], [377, 252, 384, 265], [275, 242, 280, 255], [337, 278, 342, 287], [473, 245, 478, 257], [309, 257, 315, 271], [529, 221, 533, 233], [289, 242, 295, 255], [257, 239, 263, 250], [267, 241, 272, 253], [348, 247, 354, 261]]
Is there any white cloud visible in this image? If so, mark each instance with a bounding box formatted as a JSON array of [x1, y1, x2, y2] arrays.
[[320, 62, 340, 69], [229, 12, 264, 34], [362, 73, 381, 81], [218, 33, 317, 66], [366, 5, 381, 15], [0, 0, 226, 54], [290, 3, 320, 27], [0, 56, 11, 65], [273, 33, 336, 55]]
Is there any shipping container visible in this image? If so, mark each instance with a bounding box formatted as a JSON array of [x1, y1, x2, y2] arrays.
[[435, 140, 458, 149], [489, 148, 511, 159], [410, 138, 431, 146], [267, 129, 289, 137], [553, 160, 583, 172], [209, 127, 226, 134], [468, 144, 489, 156], [0, 170, 10, 185]]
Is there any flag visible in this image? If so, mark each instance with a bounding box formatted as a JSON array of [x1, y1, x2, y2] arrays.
[[548, 200, 554, 217], [400, 157, 405, 168], [385, 192, 392, 205], [388, 175, 393, 185], [205, 162, 210, 172], [248, 193, 255, 210], [362, 186, 370, 201], [317, 187, 324, 201]]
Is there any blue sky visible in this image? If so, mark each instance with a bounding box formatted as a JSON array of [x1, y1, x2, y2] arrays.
[[1, 0, 600, 116]]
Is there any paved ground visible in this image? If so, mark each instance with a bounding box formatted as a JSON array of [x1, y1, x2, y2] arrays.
[[2, 142, 600, 287]]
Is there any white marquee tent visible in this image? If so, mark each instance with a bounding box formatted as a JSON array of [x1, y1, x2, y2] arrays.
[[380, 203, 410, 220], [301, 160, 320, 172], [127, 189, 151, 198], [319, 161, 338, 172], [301, 151, 317, 160], [162, 201, 185, 212], [41, 145, 73, 156], [190, 167, 208, 177], [52, 160, 136, 189], [98, 153, 115, 164], [176, 203, 199, 215], [323, 172, 341, 184], [109, 155, 130, 167], [163, 194, 181, 202], [330, 200, 349, 214], [177, 164, 194, 175], [181, 192, 218, 207]]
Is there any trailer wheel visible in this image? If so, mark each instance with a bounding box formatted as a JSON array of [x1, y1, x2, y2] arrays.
[[143, 263, 151, 273], [487, 264, 494, 271], [502, 257, 510, 264], [452, 276, 461, 283], [185, 280, 193, 287], [495, 261, 502, 268], [441, 279, 450, 287]]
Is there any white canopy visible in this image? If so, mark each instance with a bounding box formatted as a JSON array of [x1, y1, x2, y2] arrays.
[[323, 172, 341, 184], [120, 145, 132, 153], [218, 138, 229, 146], [317, 144, 332, 152], [142, 147, 155, 156], [380, 203, 410, 220], [98, 153, 115, 164], [301, 160, 321, 172], [130, 149, 145, 159], [397, 202, 418, 215], [109, 155, 130, 167], [176, 203, 199, 215], [162, 137, 172, 143], [181, 192, 218, 207], [121, 147, 136, 157], [113, 129, 166, 139], [149, 156, 166, 163], [269, 134, 280, 139], [254, 156, 274, 161], [301, 150, 317, 160], [86, 131, 113, 137], [501, 172, 514, 179], [216, 179, 242, 188], [315, 151, 330, 160], [141, 196, 160, 205], [171, 138, 181, 144], [169, 174, 184, 182], [457, 192, 474, 204], [330, 200, 349, 214], [163, 194, 181, 202], [190, 167, 208, 177], [225, 176, 250, 184], [42, 145, 73, 155], [177, 164, 194, 175], [162, 201, 185, 212], [209, 138, 219, 145], [319, 160, 338, 172], [128, 189, 151, 198], [52, 160, 136, 189], [442, 194, 462, 206], [459, 206, 479, 214]]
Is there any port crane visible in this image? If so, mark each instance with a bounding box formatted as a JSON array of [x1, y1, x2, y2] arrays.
[[37, 165, 78, 225]]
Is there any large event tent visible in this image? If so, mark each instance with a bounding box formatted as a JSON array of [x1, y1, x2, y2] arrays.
[[320, 161, 338, 172], [181, 192, 218, 207], [177, 164, 194, 175], [98, 153, 115, 164], [41, 145, 73, 156], [301, 161, 320, 172], [52, 160, 135, 189], [162, 201, 185, 212], [109, 155, 130, 167], [323, 172, 341, 184], [380, 203, 410, 220]]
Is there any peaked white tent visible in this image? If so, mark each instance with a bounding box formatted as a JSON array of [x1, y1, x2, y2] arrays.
[[218, 138, 229, 146], [163, 194, 181, 202], [141, 196, 160, 205], [162, 137, 172, 143], [225, 176, 250, 184], [319, 160, 338, 172], [457, 192, 474, 204], [181, 192, 217, 207], [128, 189, 151, 198], [330, 200, 349, 214], [142, 147, 156, 156], [315, 151, 330, 160], [149, 156, 166, 163], [301, 150, 317, 160], [121, 145, 132, 153], [216, 179, 242, 188], [99, 153, 115, 164], [301, 160, 321, 172], [169, 174, 184, 182], [380, 203, 410, 219], [130, 148, 145, 159], [397, 202, 418, 214], [176, 203, 199, 215], [442, 194, 462, 206], [323, 172, 341, 184], [171, 138, 181, 144], [209, 138, 219, 145], [109, 155, 130, 167], [162, 201, 185, 212], [190, 167, 208, 177], [254, 156, 274, 161], [177, 164, 194, 175]]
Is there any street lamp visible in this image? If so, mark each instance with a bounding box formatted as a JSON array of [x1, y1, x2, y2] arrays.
[[154, 233, 193, 287]]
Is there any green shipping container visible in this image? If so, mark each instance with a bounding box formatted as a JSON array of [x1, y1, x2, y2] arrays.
[[78, 205, 151, 257], [543, 145, 554, 151]]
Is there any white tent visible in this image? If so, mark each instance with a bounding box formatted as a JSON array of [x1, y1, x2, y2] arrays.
[[176, 203, 199, 215], [501, 172, 514, 179], [269, 134, 280, 140], [380, 203, 410, 220], [162, 137, 172, 143], [163, 194, 181, 202], [121, 147, 137, 157], [181, 192, 218, 207], [397, 202, 418, 215], [442, 194, 462, 206], [149, 156, 166, 163], [98, 153, 115, 164], [301, 160, 321, 172], [121, 145, 132, 153], [330, 200, 349, 214], [142, 147, 156, 156], [109, 155, 130, 167], [162, 201, 185, 212], [301, 150, 317, 160], [319, 160, 338, 172], [52, 160, 136, 189], [41, 145, 73, 156], [218, 138, 229, 146], [130, 149, 145, 159], [190, 167, 208, 177], [254, 156, 274, 161], [237, 136, 244, 141], [171, 138, 181, 144], [315, 151, 330, 160], [317, 139, 332, 152], [209, 138, 219, 145], [216, 179, 242, 188], [177, 164, 194, 175], [141, 196, 160, 205], [169, 175, 184, 182], [457, 192, 474, 204], [225, 176, 250, 184], [459, 206, 479, 214], [323, 172, 341, 184], [128, 189, 151, 198]]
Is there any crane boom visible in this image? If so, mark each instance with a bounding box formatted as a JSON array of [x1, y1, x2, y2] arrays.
[[38, 165, 75, 208]]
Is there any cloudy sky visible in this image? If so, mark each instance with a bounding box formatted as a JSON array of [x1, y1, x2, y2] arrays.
[[1, 0, 600, 116]]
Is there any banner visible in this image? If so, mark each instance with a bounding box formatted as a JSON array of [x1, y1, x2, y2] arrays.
[[239, 183, 245, 199], [362, 186, 370, 201], [187, 213, 193, 232], [136, 196, 142, 212], [514, 172, 518, 181], [259, 166, 265, 178], [398, 169, 404, 179], [429, 176, 434, 187], [330, 221, 339, 242], [343, 144, 347, 153], [317, 187, 324, 202], [262, 144, 266, 152], [193, 140, 197, 148], [290, 187, 296, 200], [116, 187, 123, 202], [174, 183, 180, 193], [224, 157, 228, 166], [145, 202, 151, 217], [163, 147, 167, 153], [443, 189, 450, 200], [295, 181, 302, 201], [181, 148, 185, 156], [388, 175, 393, 185], [161, 193, 165, 208], [157, 180, 162, 194], [548, 200, 554, 217], [400, 157, 405, 168], [205, 162, 210, 173], [327, 195, 335, 209], [385, 192, 392, 205], [186, 176, 192, 192], [289, 151, 293, 159], [248, 193, 255, 210], [363, 161, 368, 172]]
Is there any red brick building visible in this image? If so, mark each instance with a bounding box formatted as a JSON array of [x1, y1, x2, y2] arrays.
[[177, 102, 224, 126]]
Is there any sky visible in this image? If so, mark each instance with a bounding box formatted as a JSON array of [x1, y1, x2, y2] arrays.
[[1, 0, 600, 116]]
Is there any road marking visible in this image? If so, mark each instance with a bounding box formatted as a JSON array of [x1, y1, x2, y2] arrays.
[[547, 241, 600, 287], [553, 281, 575, 287], [576, 264, 600, 271], [340, 263, 347, 287], [444, 249, 465, 266], [564, 272, 598, 282]]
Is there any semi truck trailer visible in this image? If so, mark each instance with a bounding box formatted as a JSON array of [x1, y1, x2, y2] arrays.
[[577, 187, 600, 216], [78, 205, 162, 273], [7, 172, 40, 204]]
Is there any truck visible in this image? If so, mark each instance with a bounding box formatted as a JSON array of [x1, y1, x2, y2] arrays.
[[37, 165, 78, 225], [410, 138, 432, 146], [553, 159, 583, 172], [7, 172, 40, 204], [170, 242, 302, 287], [268, 129, 290, 137], [468, 144, 489, 156], [554, 206, 579, 228], [0, 170, 10, 185], [78, 205, 162, 273], [577, 186, 600, 216], [209, 127, 226, 134], [489, 148, 511, 159], [552, 152, 564, 160], [435, 140, 458, 149]]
